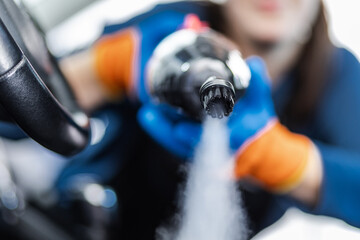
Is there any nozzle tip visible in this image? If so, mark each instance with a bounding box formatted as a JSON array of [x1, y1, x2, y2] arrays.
[[200, 80, 235, 118]]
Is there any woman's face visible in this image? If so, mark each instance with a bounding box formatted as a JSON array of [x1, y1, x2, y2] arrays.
[[224, 0, 321, 45]]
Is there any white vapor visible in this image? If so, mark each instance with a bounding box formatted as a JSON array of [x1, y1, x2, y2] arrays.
[[157, 117, 248, 240]]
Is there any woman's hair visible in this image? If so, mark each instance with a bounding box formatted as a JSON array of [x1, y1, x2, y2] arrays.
[[207, 1, 334, 128], [282, 2, 334, 127]]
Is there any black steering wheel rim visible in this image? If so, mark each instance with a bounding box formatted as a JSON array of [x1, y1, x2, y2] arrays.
[[0, 0, 90, 156]]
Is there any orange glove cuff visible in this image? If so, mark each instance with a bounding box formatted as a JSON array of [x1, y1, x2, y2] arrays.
[[93, 28, 139, 99], [234, 120, 312, 192]]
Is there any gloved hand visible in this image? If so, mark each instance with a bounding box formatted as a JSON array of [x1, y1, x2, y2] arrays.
[[93, 12, 204, 102], [138, 57, 313, 192], [138, 103, 201, 158]]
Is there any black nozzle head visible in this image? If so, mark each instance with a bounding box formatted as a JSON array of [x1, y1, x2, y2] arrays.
[[200, 77, 235, 119]]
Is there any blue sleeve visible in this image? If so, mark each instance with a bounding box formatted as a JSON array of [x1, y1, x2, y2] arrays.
[[301, 48, 360, 227], [313, 142, 360, 227], [314, 48, 360, 149]]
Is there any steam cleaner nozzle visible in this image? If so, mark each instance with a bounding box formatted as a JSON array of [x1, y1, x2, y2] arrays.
[[147, 28, 251, 120], [199, 77, 235, 119]]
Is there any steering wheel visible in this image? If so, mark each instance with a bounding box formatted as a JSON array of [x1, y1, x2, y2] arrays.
[[0, 0, 90, 156]]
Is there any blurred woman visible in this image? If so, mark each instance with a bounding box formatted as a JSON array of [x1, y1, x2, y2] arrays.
[[60, 0, 360, 238]]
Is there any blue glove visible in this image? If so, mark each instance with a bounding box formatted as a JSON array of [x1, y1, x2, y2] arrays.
[[137, 104, 201, 159], [227, 56, 276, 150], [137, 57, 275, 159]]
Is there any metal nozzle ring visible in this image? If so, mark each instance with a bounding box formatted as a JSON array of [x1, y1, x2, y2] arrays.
[[199, 76, 235, 96]]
